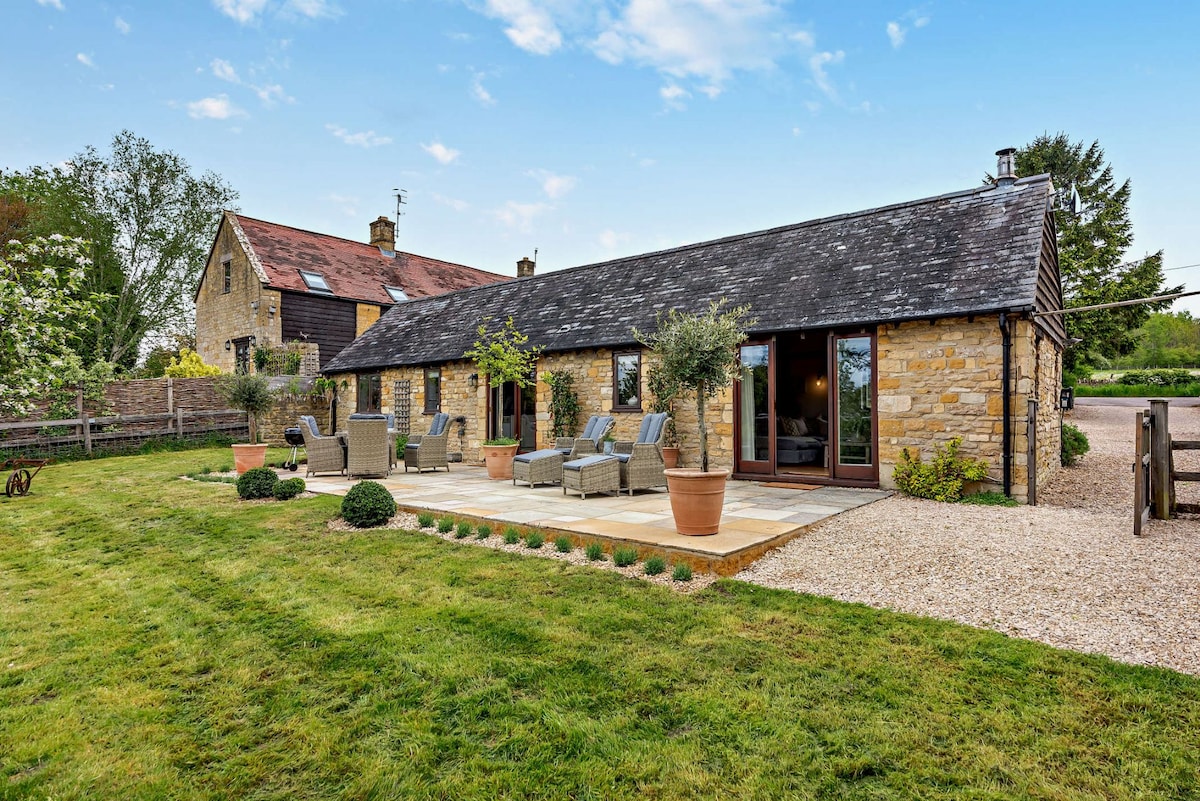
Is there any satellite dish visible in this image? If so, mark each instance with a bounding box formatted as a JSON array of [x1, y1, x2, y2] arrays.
[[1068, 184, 1082, 215]]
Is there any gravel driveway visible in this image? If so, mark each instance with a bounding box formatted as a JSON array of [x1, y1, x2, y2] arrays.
[[736, 402, 1200, 675]]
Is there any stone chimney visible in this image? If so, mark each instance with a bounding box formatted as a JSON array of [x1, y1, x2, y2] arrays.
[[995, 147, 1017, 187], [517, 256, 535, 278], [369, 216, 395, 251]]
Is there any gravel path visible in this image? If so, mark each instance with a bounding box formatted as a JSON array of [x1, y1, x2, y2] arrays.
[[736, 403, 1200, 675]]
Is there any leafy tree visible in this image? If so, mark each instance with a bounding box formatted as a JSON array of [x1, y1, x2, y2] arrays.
[[633, 300, 754, 473], [1124, 312, 1200, 368], [463, 316, 542, 387], [163, 349, 223, 378], [0, 235, 103, 417], [0, 131, 236, 368], [1011, 133, 1179, 368]]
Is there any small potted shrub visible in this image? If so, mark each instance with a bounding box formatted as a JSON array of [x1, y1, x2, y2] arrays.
[[218, 373, 276, 474], [463, 316, 542, 479], [634, 300, 753, 535]]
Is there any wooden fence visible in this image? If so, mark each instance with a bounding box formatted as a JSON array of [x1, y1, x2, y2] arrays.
[[0, 383, 247, 457], [1134, 399, 1200, 535]]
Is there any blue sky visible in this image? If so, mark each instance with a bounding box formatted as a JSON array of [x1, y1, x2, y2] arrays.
[[5, 0, 1199, 315]]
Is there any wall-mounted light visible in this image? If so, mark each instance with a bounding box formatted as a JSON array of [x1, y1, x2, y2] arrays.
[[250, 301, 260, 312], [468, 373, 479, 391], [224, 339, 232, 352], [248, 335, 257, 347], [268, 304, 277, 317], [816, 374, 826, 388]]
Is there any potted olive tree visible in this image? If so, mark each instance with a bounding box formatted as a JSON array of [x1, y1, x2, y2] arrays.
[[647, 364, 682, 468], [634, 300, 753, 535], [218, 372, 276, 474], [463, 316, 541, 479]]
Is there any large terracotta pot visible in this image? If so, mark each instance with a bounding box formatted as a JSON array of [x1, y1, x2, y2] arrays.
[[232, 443, 268, 475], [665, 468, 729, 536], [662, 447, 681, 469], [482, 444, 520, 480]]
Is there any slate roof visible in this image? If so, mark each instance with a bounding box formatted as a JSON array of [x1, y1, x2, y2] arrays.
[[324, 175, 1055, 374], [228, 213, 509, 306]]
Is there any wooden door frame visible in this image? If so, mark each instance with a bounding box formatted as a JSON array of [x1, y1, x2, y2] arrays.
[[829, 331, 879, 483], [734, 338, 776, 475], [486, 378, 536, 451]]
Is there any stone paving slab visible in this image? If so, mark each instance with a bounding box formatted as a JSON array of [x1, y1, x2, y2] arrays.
[[303, 465, 888, 574]]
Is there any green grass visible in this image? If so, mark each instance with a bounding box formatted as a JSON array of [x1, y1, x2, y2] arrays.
[[455, 521, 473, 539], [585, 542, 605, 561], [437, 516, 454, 534], [2, 448, 1200, 799], [1075, 383, 1200, 397], [524, 531, 545, 549], [554, 536, 573, 553], [613, 547, 638, 567], [959, 491, 1019, 507]]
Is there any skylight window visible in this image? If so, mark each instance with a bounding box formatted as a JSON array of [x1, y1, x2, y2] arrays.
[[299, 270, 332, 293], [385, 285, 409, 303]]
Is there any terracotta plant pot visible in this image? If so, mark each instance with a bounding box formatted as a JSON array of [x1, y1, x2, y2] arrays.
[[664, 468, 729, 536], [481, 443, 520, 480], [662, 446, 681, 469], [231, 443, 268, 475]]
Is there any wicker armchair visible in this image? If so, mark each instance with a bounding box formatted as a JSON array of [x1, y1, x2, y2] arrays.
[[554, 415, 615, 459], [612, 412, 669, 495], [300, 415, 344, 477], [403, 412, 450, 473], [347, 415, 391, 478]]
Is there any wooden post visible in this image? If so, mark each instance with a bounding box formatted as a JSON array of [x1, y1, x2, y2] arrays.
[[1150, 399, 1171, 520], [1134, 411, 1147, 536], [176, 408, 185, 439], [78, 383, 93, 455], [1026, 398, 1038, 506], [166, 378, 174, 435]]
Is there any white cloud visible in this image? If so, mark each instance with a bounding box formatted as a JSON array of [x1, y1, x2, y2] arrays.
[[213, 0, 268, 24], [599, 228, 629, 250], [285, 0, 340, 19], [481, 0, 562, 55], [791, 126, 802, 136], [211, 58, 239, 83], [186, 94, 245, 119], [326, 124, 392, 147], [591, 0, 794, 92], [433, 193, 469, 212], [115, 16, 131, 34], [37, 0, 64, 9], [527, 169, 575, 199], [211, 58, 293, 105], [471, 73, 496, 106], [660, 82, 690, 110], [76, 52, 96, 69], [808, 50, 843, 101], [328, 193, 359, 217], [422, 141, 461, 165], [494, 200, 550, 232], [887, 11, 931, 49]]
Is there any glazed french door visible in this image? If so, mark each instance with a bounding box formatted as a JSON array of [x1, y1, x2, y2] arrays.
[[735, 340, 774, 474], [488, 377, 537, 452], [831, 333, 877, 481]]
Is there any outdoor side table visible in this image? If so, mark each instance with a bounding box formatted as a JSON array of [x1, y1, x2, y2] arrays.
[[512, 449, 564, 488], [561, 454, 620, 499]]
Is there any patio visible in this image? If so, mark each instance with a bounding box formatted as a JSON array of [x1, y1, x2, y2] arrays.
[[303, 467, 889, 574]]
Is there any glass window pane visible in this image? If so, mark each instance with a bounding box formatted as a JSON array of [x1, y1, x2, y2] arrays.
[[424, 369, 440, 413], [739, 344, 770, 462], [615, 353, 640, 408], [836, 337, 872, 466]]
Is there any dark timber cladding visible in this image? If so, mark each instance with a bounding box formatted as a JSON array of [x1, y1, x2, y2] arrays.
[[324, 174, 1057, 375], [281, 291, 357, 368]]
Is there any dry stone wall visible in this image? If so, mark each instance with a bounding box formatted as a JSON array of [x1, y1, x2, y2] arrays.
[[195, 220, 282, 372]]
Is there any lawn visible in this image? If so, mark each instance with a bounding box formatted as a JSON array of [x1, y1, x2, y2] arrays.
[[2, 449, 1199, 800]]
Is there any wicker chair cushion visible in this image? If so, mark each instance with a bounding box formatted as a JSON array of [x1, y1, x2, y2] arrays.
[[428, 413, 450, 436], [300, 415, 321, 437], [349, 413, 387, 420], [563, 454, 618, 471], [639, 413, 667, 445], [513, 448, 563, 464], [592, 417, 615, 446], [579, 415, 601, 441]]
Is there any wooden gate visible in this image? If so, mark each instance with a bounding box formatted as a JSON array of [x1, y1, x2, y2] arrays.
[[1135, 399, 1200, 535]]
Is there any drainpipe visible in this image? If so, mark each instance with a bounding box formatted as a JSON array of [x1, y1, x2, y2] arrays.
[[999, 313, 1012, 497]]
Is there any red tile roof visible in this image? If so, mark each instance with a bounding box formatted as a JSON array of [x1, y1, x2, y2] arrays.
[[231, 213, 509, 305]]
